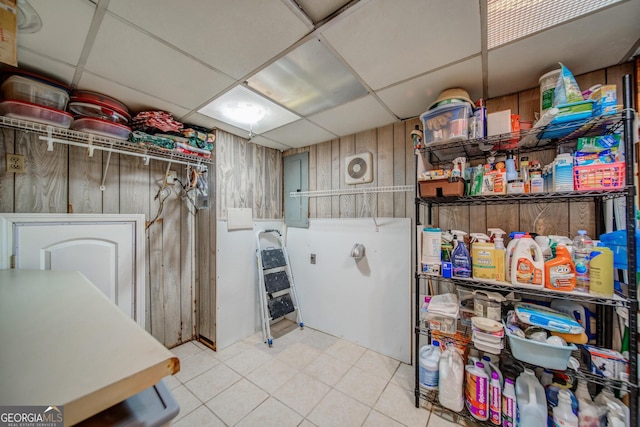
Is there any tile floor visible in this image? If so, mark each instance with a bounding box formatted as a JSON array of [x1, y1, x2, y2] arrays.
[[164, 322, 470, 427]]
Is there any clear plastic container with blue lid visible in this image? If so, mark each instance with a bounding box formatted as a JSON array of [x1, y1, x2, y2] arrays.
[[420, 102, 472, 145]]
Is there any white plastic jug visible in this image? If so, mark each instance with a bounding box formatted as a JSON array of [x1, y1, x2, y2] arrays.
[[438, 346, 464, 412], [419, 341, 441, 390], [515, 369, 547, 427], [510, 236, 545, 289]]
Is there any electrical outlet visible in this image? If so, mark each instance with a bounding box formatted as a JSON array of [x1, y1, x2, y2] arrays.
[[6, 154, 25, 173], [166, 170, 177, 185]]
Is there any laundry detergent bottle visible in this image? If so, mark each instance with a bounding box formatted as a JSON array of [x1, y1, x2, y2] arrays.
[[510, 234, 544, 289], [544, 244, 576, 291], [451, 230, 471, 278], [465, 361, 489, 421], [438, 345, 465, 412], [505, 232, 525, 279], [515, 368, 547, 427]]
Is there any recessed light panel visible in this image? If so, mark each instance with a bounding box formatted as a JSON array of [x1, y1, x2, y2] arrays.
[[247, 38, 368, 116], [488, 0, 624, 49], [198, 85, 300, 134]]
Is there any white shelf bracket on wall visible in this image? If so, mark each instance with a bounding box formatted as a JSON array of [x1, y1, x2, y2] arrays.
[[289, 185, 415, 231]]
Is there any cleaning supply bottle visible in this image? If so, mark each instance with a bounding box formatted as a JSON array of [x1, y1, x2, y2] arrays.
[[594, 388, 630, 427], [510, 234, 544, 289], [544, 244, 576, 291], [451, 230, 471, 278], [502, 378, 516, 427], [552, 390, 578, 427], [539, 369, 553, 387], [489, 371, 502, 425], [505, 232, 526, 280], [588, 246, 614, 296], [465, 361, 490, 421], [505, 152, 517, 182], [418, 341, 441, 390], [572, 230, 593, 292], [535, 235, 553, 261], [438, 345, 465, 412], [489, 228, 507, 249], [516, 368, 547, 427]]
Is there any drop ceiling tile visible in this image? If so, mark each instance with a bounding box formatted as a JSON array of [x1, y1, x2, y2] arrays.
[[16, 50, 77, 85], [84, 14, 234, 110], [487, 0, 640, 99], [321, 0, 481, 90], [296, 0, 353, 23], [78, 72, 190, 118], [107, 0, 312, 79], [249, 136, 292, 151], [377, 57, 482, 120], [308, 95, 397, 137], [263, 119, 336, 148], [18, 0, 95, 65]]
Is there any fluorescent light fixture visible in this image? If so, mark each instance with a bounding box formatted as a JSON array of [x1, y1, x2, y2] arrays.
[[247, 38, 368, 116], [198, 85, 300, 134], [488, 0, 624, 49]]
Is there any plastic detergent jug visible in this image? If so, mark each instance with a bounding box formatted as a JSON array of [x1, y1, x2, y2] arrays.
[[515, 369, 547, 427], [489, 371, 502, 425], [544, 244, 576, 291], [452, 230, 471, 278], [594, 389, 630, 427], [418, 341, 441, 390], [466, 362, 489, 421], [589, 246, 614, 296], [546, 385, 579, 424], [534, 236, 553, 261], [502, 378, 516, 427], [510, 234, 544, 289], [505, 232, 526, 279], [438, 345, 465, 412], [552, 390, 578, 427]]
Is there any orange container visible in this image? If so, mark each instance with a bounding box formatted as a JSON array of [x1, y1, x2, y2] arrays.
[[544, 245, 576, 291]]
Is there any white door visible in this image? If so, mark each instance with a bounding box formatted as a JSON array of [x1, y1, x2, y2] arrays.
[[0, 214, 145, 326]]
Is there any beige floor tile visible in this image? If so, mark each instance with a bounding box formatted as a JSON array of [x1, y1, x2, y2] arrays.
[[175, 351, 220, 383], [335, 366, 388, 406], [273, 372, 331, 416], [206, 378, 269, 426], [363, 410, 406, 427], [184, 363, 241, 403], [191, 339, 210, 351], [304, 353, 351, 386], [374, 383, 430, 427], [276, 342, 322, 370], [245, 357, 298, 393], [225, 346, 273, 376], [170, 385, 202, 422], [162, 374, 181, 390], [244, 331, 265, 345], [170, 405, 225, 427], [325, 339, 367, 365], [390, 362, 415, 391], [355, 349, 401, 381], [171, 341, 203, 360], [235, 397, 304, 427], [427, 412, 469, 427], [299, 328, 339, 352], [213, 340, 252, 361], [307, 389, 371, 427]]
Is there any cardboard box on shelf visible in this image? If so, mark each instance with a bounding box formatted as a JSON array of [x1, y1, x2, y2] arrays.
[[0, 0, 17, 67]]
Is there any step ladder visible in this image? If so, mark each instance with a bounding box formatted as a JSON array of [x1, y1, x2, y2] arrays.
[[256, 229, 304, 347]]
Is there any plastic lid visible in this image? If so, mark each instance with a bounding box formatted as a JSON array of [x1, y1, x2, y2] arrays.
[[424, 227, 441, 232], [492, 371, 499, 380], [578, 230, 587, 235], [433, 340, 440, 347], [506, 378, 514, 384], [476, 362, 485, 369]]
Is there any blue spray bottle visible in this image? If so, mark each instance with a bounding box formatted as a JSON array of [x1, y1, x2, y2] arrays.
[[451, 230, 471, 278]]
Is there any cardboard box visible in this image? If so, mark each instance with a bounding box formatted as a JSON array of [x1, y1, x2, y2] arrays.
[[588, 85, 617, 116], [472, 243, 505, 281], [0, 0, 17, 67], [418, 177, 465, 198]]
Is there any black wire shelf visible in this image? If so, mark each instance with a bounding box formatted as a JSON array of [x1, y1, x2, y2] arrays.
[[416, 188, 629, 206], [416, 275, 629, 308]]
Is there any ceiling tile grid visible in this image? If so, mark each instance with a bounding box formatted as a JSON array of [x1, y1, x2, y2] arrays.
[[263, 118, 337, 148]]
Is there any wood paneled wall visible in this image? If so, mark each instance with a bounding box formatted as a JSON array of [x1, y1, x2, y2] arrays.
[[286, 62, 636, 241], [0, 130, 198, 348], [215, 131, 282, 219]]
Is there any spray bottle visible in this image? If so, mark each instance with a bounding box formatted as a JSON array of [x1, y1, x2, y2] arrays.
[[451, 157, 466, 178], [451, 230, 471, 278], [488, 228, 506, 248], [441, 230, 454, 262], [489, 228, 507, 281]]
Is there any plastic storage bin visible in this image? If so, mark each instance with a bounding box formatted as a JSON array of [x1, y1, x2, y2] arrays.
[[504, 325, 577, 369], [70, 90, 130, 116], [420, 103, 472, 145], [0, 100, 73, 128], [68, 100, 131, 124], [71, 116, 131, 140], [574, 162, 625, 191], [425, 313, 457, 334], [75, 380, 180, 426], [599, 230, 640, 271], [2, 75, 70, 110]]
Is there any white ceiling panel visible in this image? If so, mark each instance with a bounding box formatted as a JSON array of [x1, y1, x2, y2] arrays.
[[296, 0, 353, 23], [77, 72, 190, 118], [321, 0, 481, 90], [377, 57, 483, 120], [249, 135, 292, 151], [309, 95, 397, 137], [106, 0, 312, 80], [487, 0, 640, 99], [263, 119, 337, 148], [84, 15, 234, 111], [18, 0, 95, 66], [16, 50, 77, 86]]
